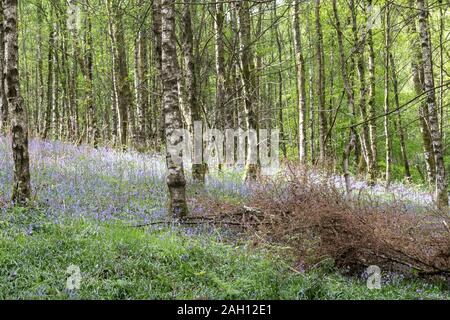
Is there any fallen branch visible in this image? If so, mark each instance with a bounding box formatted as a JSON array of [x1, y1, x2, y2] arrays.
[[129, 217, 264, 228]]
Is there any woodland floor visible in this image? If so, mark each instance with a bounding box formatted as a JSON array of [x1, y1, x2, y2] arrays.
[[0, 136, 449, 299]]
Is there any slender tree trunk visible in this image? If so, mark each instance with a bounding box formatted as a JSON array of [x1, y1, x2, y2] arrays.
[[61, 26, 71, 141], [417, 0, 448, 208], [108, 0, 132, 149], [67, 0, 79, 141], [68, 43, 78, 141], [50, 20, 59, 139], [332, 0, 357, 193], [293, 0, 307, 164], [70, 1, 98, 146], [306, 3, 315, 163], [84, 6, 97, 147], [383, 3, 392, 186], [161, 0, 188, 218], [350, 0, 373, 179], [35, 1, 45, 136], [408, 0, 435, 184], [237, 0, 259, 181], [182, 0, 205, 182], [42, 12, 56, 140], [5, 0, 31, 204], [135, 0, 149, 150], [438, 0, 444, 135], [272, 2, 286, 158], [214, 2, 228, 130], [0, 3, 7, 134], [107, 13, 119, 146], [390, 53, 411, 181], [315, 0, 327, 164], [152, 0, 164, 151], [214, 2, 227, 173], [365, 1, 377, 182]]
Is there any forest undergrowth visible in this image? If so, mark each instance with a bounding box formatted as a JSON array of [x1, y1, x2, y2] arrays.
[[0, 137, 449, 299]]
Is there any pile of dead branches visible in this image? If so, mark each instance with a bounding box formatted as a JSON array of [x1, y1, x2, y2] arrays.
[[193, 168, 450, 279]]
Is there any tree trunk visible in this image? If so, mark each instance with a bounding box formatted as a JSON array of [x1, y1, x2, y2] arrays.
[[152, 0, 164, 151], [332, 0, 357, 193], [50, 19, 59, 139], [107, 11, 119, 146], [383, 3, 392, 186], [350, 0, 376, 180], [272, 2, 286, 158], [237, 0, 259, 181], [315, 0, 328, 164], [35, 1, 45, 136], [182, 0, 205, 182], [407, 0, 435, 185], [161, 0, 188, 218], [42, 12, 56, 140], [417, 0, 448, 208], [67, 0, 79, 141], [390, 52, 411, 181], [5, 0, 31, 204], [0, 3, 7, 134], [214, 2, 228, 130], [84, 6, 98, 147], [306, 3, 315, 163], [366, 1, 378, 182], [293, 0, 307, 164], [438, 0, 444, 136], [60, 25, 71, 141], [134, 0, 149, 150], [108, 0, 132, 150]]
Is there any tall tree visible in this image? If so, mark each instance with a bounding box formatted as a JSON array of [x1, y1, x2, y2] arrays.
[[42, 7, 56, 140], [181, 0, 205, 183], [438, 0, 445, 135], [66, 0, 79, 140], [390, 49, 411, 181], [366, 0, 378, 183], [161, 0, 188, 218], [214, 1, 231, 133], [5, 0, 31, 204], [306, 2, 315, 162], [0, 3, 7, 134], [152, 0, 164, 150], [237, 0, 259, 181], [134, 0, 149, 150], [108, 0, 133, 149], [416, 0, 448, 208], [34, 1, 45, 137], [292, 0, 307, 164], [383, 3, 392, 185], [405, 0, 434, 185], [350, 0, 376, 180], [332, 0, 357, 193], [314, 0, 327, 164], [82, 1, 98, 147]]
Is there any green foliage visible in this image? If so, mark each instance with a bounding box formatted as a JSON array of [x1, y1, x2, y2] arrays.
[[296, 268, 448, 300], [0, 208, 448, 300], [0, 208, 300, 299]]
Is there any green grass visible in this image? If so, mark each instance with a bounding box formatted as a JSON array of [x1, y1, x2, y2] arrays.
[[0, 208, 448, 300]]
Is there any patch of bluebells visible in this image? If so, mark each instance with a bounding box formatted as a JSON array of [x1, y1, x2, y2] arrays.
[[0, 136, 253, 223], [306, 170, 436, 209], [2, 135, 436, 224], [205, 169, 253, 200], [1, 136, 168, 222]]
